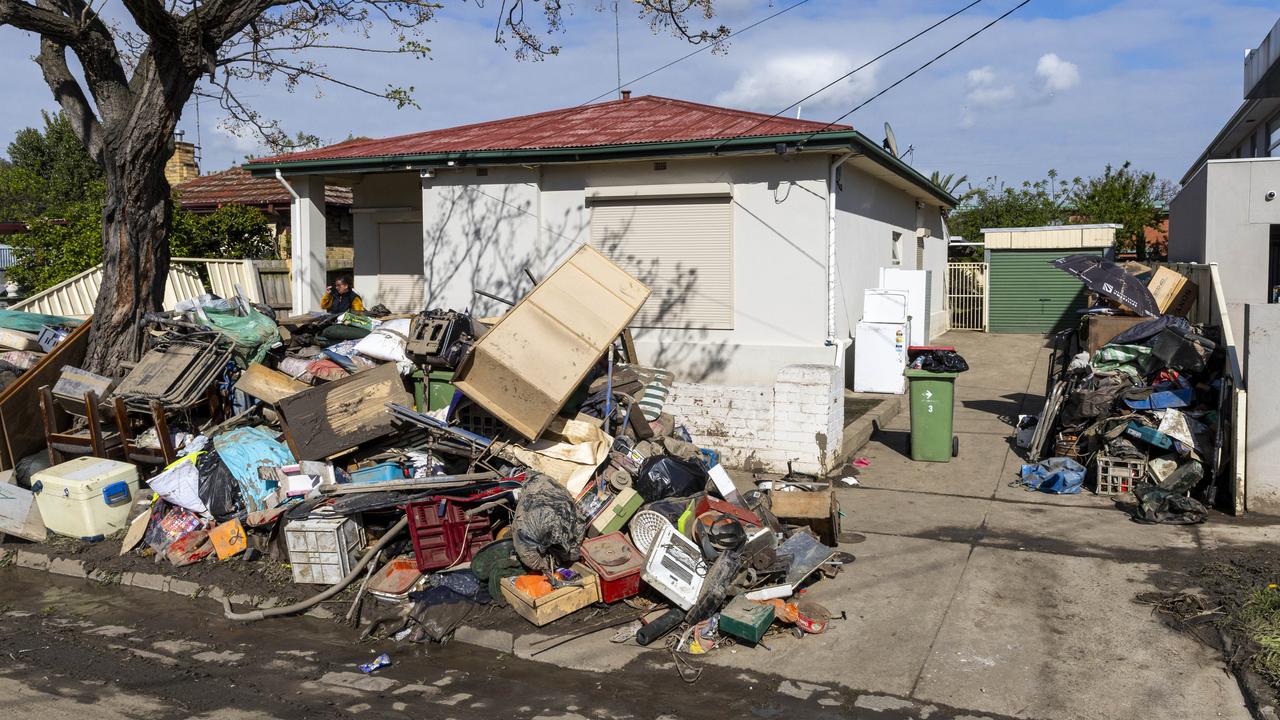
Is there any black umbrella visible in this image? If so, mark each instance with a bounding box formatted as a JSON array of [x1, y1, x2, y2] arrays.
[[1051, 254, 1160, 317]]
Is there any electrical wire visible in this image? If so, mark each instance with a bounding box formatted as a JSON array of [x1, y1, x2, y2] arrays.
[[711, 0, 985, 150], [796, 0, 1033, 147], [579, 0, 815, 106]]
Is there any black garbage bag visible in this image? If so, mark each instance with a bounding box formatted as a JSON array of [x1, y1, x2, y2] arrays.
[[910, 349, 969, 373], [1132, 461, 1207, 525], [634, 456, 709, 502], [196, 450, 244, 523], [1109, 315, 1191, 346], [1151, 328, 1215, 373], [512, 474, 588, 570]]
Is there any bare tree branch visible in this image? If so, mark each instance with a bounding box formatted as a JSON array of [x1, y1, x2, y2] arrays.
[[36, 35, 105, 161], [120, 0, 178, 44], [0, 0, 79, 41]]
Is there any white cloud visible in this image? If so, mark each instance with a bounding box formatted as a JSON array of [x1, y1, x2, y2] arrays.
[[966, 66, 996, 87], [965, 65, 1016, 105], [1036, 53, 1081, 93], [960, 65, 1015, 128], [715, 51, 876, 113]]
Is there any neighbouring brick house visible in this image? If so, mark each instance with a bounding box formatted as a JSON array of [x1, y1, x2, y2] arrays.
[[175, 166, 354, 263]]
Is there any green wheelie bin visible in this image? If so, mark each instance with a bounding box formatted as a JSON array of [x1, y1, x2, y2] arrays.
[[904, 369, 959, 462]]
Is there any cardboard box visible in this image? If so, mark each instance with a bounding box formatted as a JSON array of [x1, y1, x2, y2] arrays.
[[1084, 315, 1149, 353], [769, 490, 840, 546], [1148, 267, 1198, 317], [500, 563, 601, 626]]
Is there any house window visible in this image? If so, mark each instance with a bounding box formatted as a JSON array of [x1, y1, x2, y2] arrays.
[[892, 231, 903, 265], [589, 195, 734, 329], [1269, 118, 1280, 157]]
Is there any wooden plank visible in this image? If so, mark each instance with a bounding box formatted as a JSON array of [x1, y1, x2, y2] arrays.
[[620, 328, 638, 364], [235, 363, 308, 404], [0, 320, 91, 469], [453, 245, 650, 441], [275, 363, 412, 461]]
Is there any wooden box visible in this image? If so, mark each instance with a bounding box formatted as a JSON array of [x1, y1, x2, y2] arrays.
[[499, 563, 601, 626], [769, 490, 840, 546], [1083, 315, 1149, 353]]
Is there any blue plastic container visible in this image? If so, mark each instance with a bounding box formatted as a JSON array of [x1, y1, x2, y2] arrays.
[[350, 462, 410, 484]]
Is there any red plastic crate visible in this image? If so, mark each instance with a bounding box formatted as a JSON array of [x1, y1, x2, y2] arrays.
[[407, 499, 493, 572], [581, 532, 643, 603]]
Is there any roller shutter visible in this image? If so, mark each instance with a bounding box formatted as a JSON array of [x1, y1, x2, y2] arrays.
[[988, 249, 1098, 334], [589, 196, 733, 330], [376, 221, 425, 312]]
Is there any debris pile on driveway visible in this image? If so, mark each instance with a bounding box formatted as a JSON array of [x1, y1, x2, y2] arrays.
[[0, 245, 853, 664], [1019, 260, 1226, 524]]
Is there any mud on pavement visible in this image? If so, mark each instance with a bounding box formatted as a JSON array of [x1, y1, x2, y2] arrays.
[[0, 567, 1030, 720]]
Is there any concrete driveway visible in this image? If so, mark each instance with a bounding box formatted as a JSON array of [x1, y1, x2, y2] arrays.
[[827, 331, 1257, 720]]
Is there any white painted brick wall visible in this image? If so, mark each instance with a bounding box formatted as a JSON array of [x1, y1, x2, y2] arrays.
[[667, 364, 844, 475]]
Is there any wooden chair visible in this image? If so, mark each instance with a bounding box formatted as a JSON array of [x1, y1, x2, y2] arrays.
[[113, 396, 178, 467], [38, 385, 123, 464]]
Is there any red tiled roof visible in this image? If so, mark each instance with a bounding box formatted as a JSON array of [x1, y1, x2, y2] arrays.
[[176, 167, 352, 209], [250, 95, 853, 165]]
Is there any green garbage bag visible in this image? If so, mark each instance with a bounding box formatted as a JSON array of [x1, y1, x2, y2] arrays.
[[201, 305, 280, 366], [1091, 343, 1155, 378]]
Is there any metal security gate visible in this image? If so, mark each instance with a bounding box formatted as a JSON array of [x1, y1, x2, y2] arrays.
[[947, 262, 988, 331]]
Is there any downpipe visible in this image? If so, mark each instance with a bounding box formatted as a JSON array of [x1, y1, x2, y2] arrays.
[[827, 151, 858, 364]]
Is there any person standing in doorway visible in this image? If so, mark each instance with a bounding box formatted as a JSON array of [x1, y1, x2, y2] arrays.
[[320, 275, 365, 314]]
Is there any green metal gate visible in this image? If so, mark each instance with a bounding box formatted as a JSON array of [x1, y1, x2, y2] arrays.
[[988, 249, 1098, 334]]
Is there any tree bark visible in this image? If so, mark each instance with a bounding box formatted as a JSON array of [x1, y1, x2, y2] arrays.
[[83, 129, 173, 373]]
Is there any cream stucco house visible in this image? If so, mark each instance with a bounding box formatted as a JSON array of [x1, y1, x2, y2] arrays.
[[247, 95, 957, 474]]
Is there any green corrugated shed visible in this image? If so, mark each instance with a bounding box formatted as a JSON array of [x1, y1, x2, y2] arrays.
[[988, 249, 1098, 334]]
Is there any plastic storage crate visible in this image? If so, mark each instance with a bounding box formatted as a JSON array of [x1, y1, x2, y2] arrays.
[[1095, 455, 1146, 495], [285, 515, 366, 584], [407, 498, 493, 572]]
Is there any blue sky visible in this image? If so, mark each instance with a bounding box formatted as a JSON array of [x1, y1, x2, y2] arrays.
[[1, 0, 1277, 188]]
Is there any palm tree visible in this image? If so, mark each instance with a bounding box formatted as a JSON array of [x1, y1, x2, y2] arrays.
[[930, 170, 974, 202]]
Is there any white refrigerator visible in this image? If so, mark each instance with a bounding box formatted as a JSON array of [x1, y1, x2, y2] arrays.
[[854, 289, 911, 394], [879, 268, 931, 346]]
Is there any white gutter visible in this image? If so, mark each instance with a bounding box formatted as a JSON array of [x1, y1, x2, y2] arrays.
[[827, 151, 857, 362]]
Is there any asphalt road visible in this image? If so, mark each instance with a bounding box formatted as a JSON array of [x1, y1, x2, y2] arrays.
[[0, 567, 1023, 720]]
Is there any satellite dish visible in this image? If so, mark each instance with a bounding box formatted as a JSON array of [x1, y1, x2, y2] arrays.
[[883, 122, 900, 157]]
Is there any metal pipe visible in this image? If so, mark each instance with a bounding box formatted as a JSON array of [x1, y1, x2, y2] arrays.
[[473, 289, 516, 307]]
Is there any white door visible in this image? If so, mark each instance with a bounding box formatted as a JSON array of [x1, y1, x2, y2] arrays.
[[377, 222, 425, 312]]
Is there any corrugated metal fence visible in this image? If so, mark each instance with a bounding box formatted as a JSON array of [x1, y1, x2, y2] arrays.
[[947, 262, 988, 331], [12, 258, 266, 317]]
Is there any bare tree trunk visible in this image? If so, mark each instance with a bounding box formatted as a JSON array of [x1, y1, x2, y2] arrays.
[[84, 138, 172, 373]]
